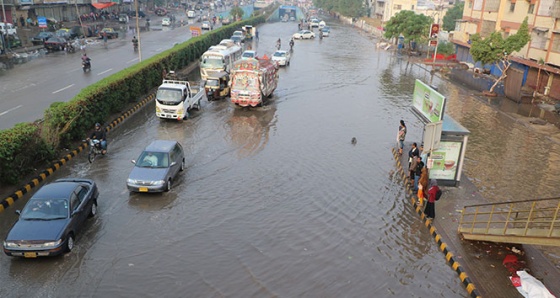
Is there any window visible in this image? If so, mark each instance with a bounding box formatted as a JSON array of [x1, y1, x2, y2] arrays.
[[510, 3, 515, 12], [70, 193, 80, 211], [393, 4, 402, 9], [528, 4, 535, 14], [552, 33, 560, 52]]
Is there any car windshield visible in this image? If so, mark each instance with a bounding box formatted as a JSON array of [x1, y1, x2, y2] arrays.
[[273, 52, 285, 57], [38, 32, 51, 38], [242, 52, 254, 58], [156, 88, 182, 102], [21, 198, 68, 220], [233, 31, 243, 37], [136, 151, 170, 168], [206, 79, 219, 87], [201, 55, 224, 69]]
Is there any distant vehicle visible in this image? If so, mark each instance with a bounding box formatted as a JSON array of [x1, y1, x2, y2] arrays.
[[127, 10, 146, 18], [162, 17, 171, 26], [242, 50, 257, 59], [0, 22, 17, 36], [310, 18, 320, 28], [319, 20, 326, 29], [187, 10, 196, 18], [44, 37, 68, 51], [200, 41, 243, 80], [55, 28, 71, 40], [230, 57, 279, 107], [118, 14, 129, 23], [69, 25, 93, 38], [222, 18, 231, 25], [127, 140, 185, 193], [292, 30, 315, 39], [320, 26, 330, 37], [230, 35, 242, 45], [3, 178, 99, 258], [98, 28, 118, 39], [272, 50, 291, 66], [31, 31, 55, 45], [201, 21, 212, 30], [155, 7, 167, 16]]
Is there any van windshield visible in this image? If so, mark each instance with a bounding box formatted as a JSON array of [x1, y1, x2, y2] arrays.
[[157, 88, 183, 103], [201, 56, 224, 69]]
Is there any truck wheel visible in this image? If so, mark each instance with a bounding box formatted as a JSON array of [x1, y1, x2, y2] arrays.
[[195, 102, 201, 110]]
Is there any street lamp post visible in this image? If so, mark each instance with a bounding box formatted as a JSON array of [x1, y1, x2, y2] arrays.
[[1, 0, 7, 25], [135, 0, 142, 61]]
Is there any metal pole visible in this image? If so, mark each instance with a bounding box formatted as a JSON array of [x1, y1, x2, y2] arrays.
[[1, 0, 7, 25], [135, 0, 142, 61]]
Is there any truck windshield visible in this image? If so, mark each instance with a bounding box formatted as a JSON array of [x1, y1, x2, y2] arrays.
[[157, 88, 183, 103], [232, 73, 259, 91], [201, 56, 224, 69]]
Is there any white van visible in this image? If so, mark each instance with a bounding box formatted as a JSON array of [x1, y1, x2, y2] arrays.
[[0, 22, 17, 35], [187, 10, 196, 18]]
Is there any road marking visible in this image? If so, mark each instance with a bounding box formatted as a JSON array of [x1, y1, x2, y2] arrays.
[[97, 68, 113, 76], [52, 84, 75, 94], [127, 58, 139, 64], [12, 83, 36, 93], [0, 105, 23, 116]]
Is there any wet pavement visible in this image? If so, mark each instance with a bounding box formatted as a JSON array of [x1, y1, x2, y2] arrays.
[[0, 17, 559, 297]]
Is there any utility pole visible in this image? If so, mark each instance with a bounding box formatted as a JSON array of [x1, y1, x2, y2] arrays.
[[135, 0, 142, 61]]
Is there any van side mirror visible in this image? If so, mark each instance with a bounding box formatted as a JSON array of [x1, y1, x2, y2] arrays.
[[15, 210, 21, 215]]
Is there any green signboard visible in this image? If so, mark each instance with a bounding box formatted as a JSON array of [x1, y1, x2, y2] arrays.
[[412, 79, 446, 123]]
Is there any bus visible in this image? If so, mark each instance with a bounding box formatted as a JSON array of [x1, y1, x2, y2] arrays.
[[200, 39, 243, 81]]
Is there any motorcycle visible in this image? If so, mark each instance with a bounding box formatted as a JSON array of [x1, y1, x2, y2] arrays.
[[66, 42, 76, 53], [133, 42, 138, 52], [82, 59, 91, 72], [86, 139, 105, 163]]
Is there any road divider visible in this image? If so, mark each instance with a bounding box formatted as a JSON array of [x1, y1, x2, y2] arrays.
[[391, 147, 481, 298]]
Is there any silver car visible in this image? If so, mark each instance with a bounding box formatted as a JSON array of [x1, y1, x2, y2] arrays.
[[127, 140, 185, 192]]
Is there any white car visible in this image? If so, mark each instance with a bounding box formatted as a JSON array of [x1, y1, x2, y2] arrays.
[[162, 17, 171, 26], [319, 20, 326, 29], [201, 21, 211, 30], [310, 19, 320, 28], [292, 30, 315, 39], [242, 50, 257, 59], [272, 50, 291, 66]]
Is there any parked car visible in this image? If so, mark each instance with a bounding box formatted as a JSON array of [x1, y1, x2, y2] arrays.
[[155, 7, 167, 16], [98, 28, 118, 39], [56, 28, 71, 40], [127, 10, 146, 18], [201, 21, 212, 30], [242, 50, 257, 59], [272, 50, 291, 66], [292, 30, 315, 39], [222, 18, 231, 25], [162, 17, 171, 26], [127, 140, 185, 193], [44, 37, 68, 51], [321, 26, 330, 37], [31, 31, 55, 45], [3, 178, 99, 258], [3, 34, 22, 48], [69, 25, 93, 38], [0, 22, 17, 35]]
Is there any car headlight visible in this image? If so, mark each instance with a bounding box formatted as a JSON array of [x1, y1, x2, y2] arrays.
[[127, 178, 137, 184], [42, 240, 62, 248], [156, 106, 161, 112], [3, 241, 17, 248], [154, 180, 165, 186]]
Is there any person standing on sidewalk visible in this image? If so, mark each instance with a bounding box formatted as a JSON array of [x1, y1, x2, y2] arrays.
[[425, 179, 440, 219], [418, 167, 429, 205], [409, 153, 418, 184], [413, 156, 424, 192], [397, 120, 406, 155]]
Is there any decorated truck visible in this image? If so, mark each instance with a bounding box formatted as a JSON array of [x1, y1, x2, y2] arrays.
[[230, 57, 279, 107]]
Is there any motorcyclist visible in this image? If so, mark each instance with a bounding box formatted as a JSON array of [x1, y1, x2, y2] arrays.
[[276, 38, 281, 50], [87, 123, 107, 154], [319, 30, 323, 39], [82, 53, 91, 69]]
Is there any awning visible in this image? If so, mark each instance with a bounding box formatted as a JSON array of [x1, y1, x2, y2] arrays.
[[533, 27, 549, 33], [92, 2, 116, 9]]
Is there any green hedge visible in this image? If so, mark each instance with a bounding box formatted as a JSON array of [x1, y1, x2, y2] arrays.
[[0, 15, 266, 185]]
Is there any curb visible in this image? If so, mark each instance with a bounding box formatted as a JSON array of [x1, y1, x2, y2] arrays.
[[391, 147, 482, 298], [0, 92, 156, 214]]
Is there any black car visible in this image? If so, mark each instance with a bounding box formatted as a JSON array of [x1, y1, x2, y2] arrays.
[[44, 37, 68, 51], [3, 178, 99, 258], [31, 31, 55, 45], [127, 10, 146, 18]]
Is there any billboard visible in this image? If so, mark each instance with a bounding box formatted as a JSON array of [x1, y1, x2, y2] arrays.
[[428, 141, 462, 180], [412, 79, 446, 123]]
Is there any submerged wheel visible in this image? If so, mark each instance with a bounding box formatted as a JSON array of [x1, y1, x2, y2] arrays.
[[165, 179, 172, 192], [88, 200, 98, 218], [180, 159, 185, 171], [88, 152, 95, 163], [65, 234, 75, 253]]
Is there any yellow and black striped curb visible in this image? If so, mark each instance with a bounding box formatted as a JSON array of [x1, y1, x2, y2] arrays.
[[0, 93, 156, 215], [391, 147, 482, 298]]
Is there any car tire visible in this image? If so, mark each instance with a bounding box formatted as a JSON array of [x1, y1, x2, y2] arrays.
[[180, 159, 185, 171], [88, 200, 98, 218], [165, 179, 172, 192], [64, 234, 75, 253]]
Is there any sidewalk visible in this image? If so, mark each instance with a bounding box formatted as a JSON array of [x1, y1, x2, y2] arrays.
[[395, 147, 560, 297]]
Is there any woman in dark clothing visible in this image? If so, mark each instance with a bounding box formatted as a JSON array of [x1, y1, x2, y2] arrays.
[[425, 179, 439, 219]]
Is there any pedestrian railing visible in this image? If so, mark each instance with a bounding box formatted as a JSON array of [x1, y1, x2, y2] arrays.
[[458, 197, 560, 246]]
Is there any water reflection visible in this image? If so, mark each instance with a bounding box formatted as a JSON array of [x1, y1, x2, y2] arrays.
[[226, 105, 277, 159]]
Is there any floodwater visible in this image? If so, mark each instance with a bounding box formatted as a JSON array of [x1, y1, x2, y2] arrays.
[[5, 17, 560, 297]]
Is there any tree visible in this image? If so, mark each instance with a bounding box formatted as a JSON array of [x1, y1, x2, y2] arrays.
[[313, 0, 366, 18], [230, 6, 244, 21], [384, 11, 432, 48], [442, 2, 464, 32], [469, 17, 530, 93]]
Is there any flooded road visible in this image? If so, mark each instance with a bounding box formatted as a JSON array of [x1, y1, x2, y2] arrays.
[[6, 17, 559, 297]]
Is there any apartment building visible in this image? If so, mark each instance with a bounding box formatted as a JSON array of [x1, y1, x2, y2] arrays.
[[453, 0, 560, 99]]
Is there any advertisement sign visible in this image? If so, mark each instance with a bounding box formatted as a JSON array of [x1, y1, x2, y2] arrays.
[[428, 141, 462, 180], [19, 0, 33, 5], [412, 79, 446, 122], [37, 16, 47, 29], [190, 26, 201, 37], [430, 23, 440, 39]]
